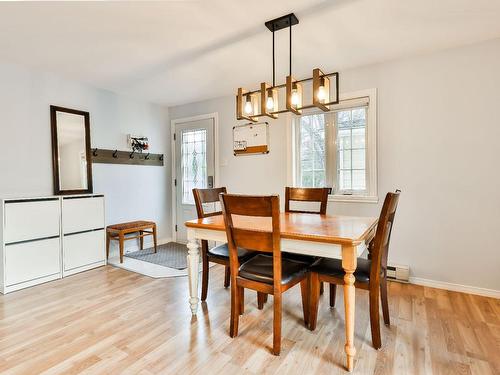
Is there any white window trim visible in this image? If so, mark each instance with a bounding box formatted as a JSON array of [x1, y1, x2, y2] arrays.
[[287, 88, 378, 204]]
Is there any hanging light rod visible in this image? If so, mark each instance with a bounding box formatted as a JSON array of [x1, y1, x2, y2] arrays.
[[236, 12, 339, 122]]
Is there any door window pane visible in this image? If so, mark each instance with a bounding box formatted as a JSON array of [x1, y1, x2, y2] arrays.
[[181, 128, 207, 204]]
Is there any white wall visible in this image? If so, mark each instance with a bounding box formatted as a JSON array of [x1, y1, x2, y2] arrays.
[[169, 38, 500, 292], [0, 62, 171, 249]]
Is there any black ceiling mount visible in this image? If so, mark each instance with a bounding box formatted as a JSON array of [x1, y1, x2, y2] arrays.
[[265, 13, 299, 32]]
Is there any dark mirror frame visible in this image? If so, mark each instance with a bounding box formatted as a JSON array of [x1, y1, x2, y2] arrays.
[[50, 105, 93, 195]]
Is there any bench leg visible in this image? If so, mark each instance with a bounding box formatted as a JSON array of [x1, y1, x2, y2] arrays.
[[153, 225, 158, 253], [106, 232, 111, 260], [119, 233, 124, 263], [140, 231, 144, 250]]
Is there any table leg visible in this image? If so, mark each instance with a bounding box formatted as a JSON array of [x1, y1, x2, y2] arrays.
[[342, 244, 357, 372], [186, 229, 200, 315]]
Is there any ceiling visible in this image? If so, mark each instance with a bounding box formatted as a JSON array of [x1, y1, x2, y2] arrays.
[[1, 0, 499, 106]]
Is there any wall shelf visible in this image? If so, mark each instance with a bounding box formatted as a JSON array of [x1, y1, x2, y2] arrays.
[[91, 148, 164, 166]]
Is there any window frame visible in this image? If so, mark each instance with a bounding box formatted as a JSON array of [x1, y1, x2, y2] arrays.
[[289, 88, 378, 203]]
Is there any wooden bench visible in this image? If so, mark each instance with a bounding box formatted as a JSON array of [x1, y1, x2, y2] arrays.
[[106, 221, 157, 263]]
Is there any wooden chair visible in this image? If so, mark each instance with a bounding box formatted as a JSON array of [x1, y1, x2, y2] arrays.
[[220, 194, 310, 355], [285, 187, 329, 214], [285, 186, 330, 294], [192, 187, 255, 301], [308, 191, 400, 349]]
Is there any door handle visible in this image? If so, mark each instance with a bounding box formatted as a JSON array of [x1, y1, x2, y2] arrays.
[[208, 176, 214, 188]]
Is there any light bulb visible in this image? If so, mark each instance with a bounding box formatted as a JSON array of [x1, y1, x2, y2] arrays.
[[317, 85, 326, 102], [244, 99, 253, 115], [291, 90, 299, 106], [266, 96, 274, 111]]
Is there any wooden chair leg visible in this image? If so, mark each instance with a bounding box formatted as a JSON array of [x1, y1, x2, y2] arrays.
[[238, 286, 245, 315], [106, 232, 110, 259], [329, 284, 337, 307], [152, 225, 158, 253], [139, 230, 144, 250], [257, 292, 266, 310], [119, 233, 124, 263], [200, 250, 209, 302], [273, 291, 282, 355], [320, 282, 324, 295], [369, 284, 382, 349], [224, 266, 230, 288], [380, 277, 390, 326], [309, 272, 321, 331], [300, 278, 309, 326], [229, 283, 240, 338]]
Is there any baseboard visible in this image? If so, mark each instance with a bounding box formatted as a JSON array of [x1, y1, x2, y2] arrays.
[[409, 277, 500, 299]]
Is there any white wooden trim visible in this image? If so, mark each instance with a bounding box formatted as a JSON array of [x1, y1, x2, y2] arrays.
[[170, 112, 219, 242], [329, 195, 379, 203], [409, 276, 500, 299]]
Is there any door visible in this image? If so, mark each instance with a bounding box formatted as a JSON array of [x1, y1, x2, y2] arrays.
[[175, 117, 215, 242]]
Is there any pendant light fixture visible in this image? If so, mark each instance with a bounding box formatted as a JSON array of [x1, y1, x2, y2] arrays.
[[236, 13, 340, 122]]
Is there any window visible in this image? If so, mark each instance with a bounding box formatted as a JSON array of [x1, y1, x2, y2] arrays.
[[292, 90, 377, 202], [181, 128, 207, 204]]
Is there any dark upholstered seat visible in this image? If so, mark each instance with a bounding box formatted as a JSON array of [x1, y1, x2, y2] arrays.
[[208, 243, 255, 262], [239, 254, 309, 285], [282, 252, 316, 265], [310, 257, 374, 283]]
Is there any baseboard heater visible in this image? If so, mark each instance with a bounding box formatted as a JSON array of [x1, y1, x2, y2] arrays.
[[386, 263, 409, 283]]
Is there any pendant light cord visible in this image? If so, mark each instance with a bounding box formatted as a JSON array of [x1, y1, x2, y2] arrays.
[[289, 14, 292, 77], [272, 27, 275, 87]]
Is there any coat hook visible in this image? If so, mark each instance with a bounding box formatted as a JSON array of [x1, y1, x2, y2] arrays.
[[92, 148, 98, 157], [129, 150, 135, 159], [112, 150, 118, 158], [159, 154, 164, 161], [145, 153, 150, 160]]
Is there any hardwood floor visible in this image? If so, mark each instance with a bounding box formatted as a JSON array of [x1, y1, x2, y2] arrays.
[[0, 265, 498, 375]]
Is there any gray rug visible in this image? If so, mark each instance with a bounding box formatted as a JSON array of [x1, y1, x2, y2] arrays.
[[125, 242, 193, 270]]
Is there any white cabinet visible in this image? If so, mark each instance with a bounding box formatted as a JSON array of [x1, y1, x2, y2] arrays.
[[5, 238, 61, 286], [62, 196, 106, 277], [4, 199, 60, 243], [63, 230, 105, 275], [0, 194, 106, 294]]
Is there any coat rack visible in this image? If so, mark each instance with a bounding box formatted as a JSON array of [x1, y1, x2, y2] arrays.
[[91, 148, 164, 166]]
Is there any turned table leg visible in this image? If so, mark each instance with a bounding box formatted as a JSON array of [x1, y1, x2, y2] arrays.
[[186, 229, 200, 315], [342, 244, 357, 372]]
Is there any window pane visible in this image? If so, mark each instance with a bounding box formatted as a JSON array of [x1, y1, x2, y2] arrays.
[[336, 107, 367, 193], [181, 128, 207, 204], [352, 170, 366, 190], [299, 114, 325, 188], [339, 170, 351, 190], [351, 149, 365, 169]]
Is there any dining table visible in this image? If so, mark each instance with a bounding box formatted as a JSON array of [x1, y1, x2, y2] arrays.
[[184, 212, 378, 372]]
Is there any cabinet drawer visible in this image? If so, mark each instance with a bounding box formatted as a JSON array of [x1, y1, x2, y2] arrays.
[[4, 199, 60, 243], [62, 197, 104, 234], [5, 238, 61, 286], [63, 230, 105, 271]]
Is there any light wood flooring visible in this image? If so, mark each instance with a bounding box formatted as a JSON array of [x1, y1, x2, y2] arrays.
[[0, 265, 498, 375]]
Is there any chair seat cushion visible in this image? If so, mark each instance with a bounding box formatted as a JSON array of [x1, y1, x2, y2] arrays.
[[310, 257, 373, 283], [207, 243, 255, 262], [282, 252, 317, 265], [239, 254, 309, 285]]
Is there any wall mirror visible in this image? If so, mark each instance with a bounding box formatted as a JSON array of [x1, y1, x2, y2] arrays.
[[50, 105, 93, 195]]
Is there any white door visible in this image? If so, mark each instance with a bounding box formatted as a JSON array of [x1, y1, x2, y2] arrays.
[[175, 118, 215, 242]]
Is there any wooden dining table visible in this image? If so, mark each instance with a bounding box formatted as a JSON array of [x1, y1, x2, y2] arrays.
[[184, 212, 378, 372]]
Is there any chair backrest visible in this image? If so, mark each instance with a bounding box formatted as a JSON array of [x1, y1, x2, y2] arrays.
[[284, 187, 329, 214], [370, 190, 400, 282], [192, 187, 227, 219], [220, 194, 282, 287]]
